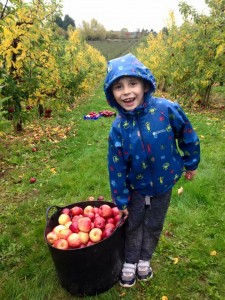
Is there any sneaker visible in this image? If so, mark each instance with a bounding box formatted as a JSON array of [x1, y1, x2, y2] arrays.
[[119, 262, 137, 287], [137, 260, 153, 281]]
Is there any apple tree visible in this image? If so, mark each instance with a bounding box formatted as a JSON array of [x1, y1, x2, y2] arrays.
[[0, 0, 62, 130]]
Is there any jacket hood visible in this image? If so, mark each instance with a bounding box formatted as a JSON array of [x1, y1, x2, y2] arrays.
[[104, 53, 156, 110]]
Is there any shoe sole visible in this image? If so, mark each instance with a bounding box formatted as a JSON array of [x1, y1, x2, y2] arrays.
[[119, 279, 136, 288], [137, 273, 153, 281]]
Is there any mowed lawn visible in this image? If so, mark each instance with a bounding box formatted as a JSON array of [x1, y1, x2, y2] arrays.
[[0, 86, 225, 300]]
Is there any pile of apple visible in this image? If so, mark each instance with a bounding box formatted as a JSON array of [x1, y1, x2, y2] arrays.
[[46, 203, 121, 250], [99, 110, 116, 117]]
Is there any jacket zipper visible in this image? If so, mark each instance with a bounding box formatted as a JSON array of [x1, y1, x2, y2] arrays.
[[134, 114, 155, 195]]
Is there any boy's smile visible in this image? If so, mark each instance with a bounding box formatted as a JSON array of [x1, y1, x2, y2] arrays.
[[111, 76, 148, 111]]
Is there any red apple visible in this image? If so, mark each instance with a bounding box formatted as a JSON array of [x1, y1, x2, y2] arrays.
[[58, 213, 71, 225], [84, 205, 95, 214], [78, 217, 92, 232], [87, 240, 95, 247], [53, 238, 69, 250], [69, 221, 79, 233], [114, 214, 121, 225], [94, 216, 106, 229], [97, 195, 104, 201], [78, 231, 90, 245], [70, 206, 83, 216], [102, 227, 115, 239], [58, 228, 72, 239], [106, 217, 115, 224], [32, 147, 37, 152], [112, 206, 120, 216], [30, 177, 36, 183], [61, 208, 70, 215], [88, 196, 95, 201], [99, 204, 113, 218], [53, 225, 66, 235], [94, 207, 99, 214], [46, 231, 59, 244], [105, 223, 115, 230], [89, 228, 102, 243], [83, 211, 95, 221], [67, 233, 81, 248], [72, 215, 82, 222]]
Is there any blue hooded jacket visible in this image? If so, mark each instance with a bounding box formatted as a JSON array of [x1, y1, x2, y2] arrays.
[[104, 53, 200, 210]]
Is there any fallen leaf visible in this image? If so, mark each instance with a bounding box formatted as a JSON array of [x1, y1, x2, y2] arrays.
[[210, 250, 217, 256], [50, 168, 57, 174], [162, 296, 168, 300], [173, 257, 179, 264], [178, 187, 184, 196]]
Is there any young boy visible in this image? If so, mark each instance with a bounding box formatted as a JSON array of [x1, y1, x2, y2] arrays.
[[103, 53, 200, 288]]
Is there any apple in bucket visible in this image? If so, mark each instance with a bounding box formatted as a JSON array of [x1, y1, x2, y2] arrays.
[[47, 200, 122, 250]]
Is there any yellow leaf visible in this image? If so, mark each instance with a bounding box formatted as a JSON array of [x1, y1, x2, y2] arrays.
[[210, 250, 217, 256], [50, 168, 57, 174], [200, 135, 205, 139], [173, 257, 179, 264], [178, 187, 184, 196], [162, 296, 168, 300]]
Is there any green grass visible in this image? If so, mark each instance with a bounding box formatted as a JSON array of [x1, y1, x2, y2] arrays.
[[0, 86, 225, 299]]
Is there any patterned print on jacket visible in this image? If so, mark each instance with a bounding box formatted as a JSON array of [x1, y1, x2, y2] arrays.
[[104, 54, 200, 210]]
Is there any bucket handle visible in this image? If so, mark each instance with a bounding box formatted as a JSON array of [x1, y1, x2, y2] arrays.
[[45, 205, 62, 222]]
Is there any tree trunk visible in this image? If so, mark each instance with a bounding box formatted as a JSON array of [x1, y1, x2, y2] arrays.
[[203, 84, 212, 108]]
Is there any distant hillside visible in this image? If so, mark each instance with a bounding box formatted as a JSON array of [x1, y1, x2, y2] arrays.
[[87, 39, 141, 60]]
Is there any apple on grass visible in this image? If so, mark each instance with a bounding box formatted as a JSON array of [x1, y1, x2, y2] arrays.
[[97, 195, 104, 201], [89, 228, 102, 243], [67, 233, 81, 248], [53, 239, 69, 250], [30, 177, 36, 184], [99, 204, 113, 218], [78, 217, 92, 232], [58, 213, 71, 225], [88, 196, 95, 201], [46, 231, 59, 244]]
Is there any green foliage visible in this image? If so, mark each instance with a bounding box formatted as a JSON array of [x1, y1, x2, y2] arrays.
[[136, 1, 225, 107], [0, 0, 106, 131]]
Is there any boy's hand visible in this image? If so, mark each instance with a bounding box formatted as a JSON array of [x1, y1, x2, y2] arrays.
[[184, 170, 196, 180], [120, 208, 129, 219]]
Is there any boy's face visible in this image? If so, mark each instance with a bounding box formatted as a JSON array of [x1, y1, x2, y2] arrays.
[[111, 76, 148, 111]]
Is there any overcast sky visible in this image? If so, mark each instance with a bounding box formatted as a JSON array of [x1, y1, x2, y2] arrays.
[[62, 0, 209, 32]]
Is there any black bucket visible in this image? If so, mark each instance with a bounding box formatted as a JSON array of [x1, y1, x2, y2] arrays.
[[44, 200, 125, 296]]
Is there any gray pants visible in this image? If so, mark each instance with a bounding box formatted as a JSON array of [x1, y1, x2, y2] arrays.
[[124, 190, 172, 263]]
